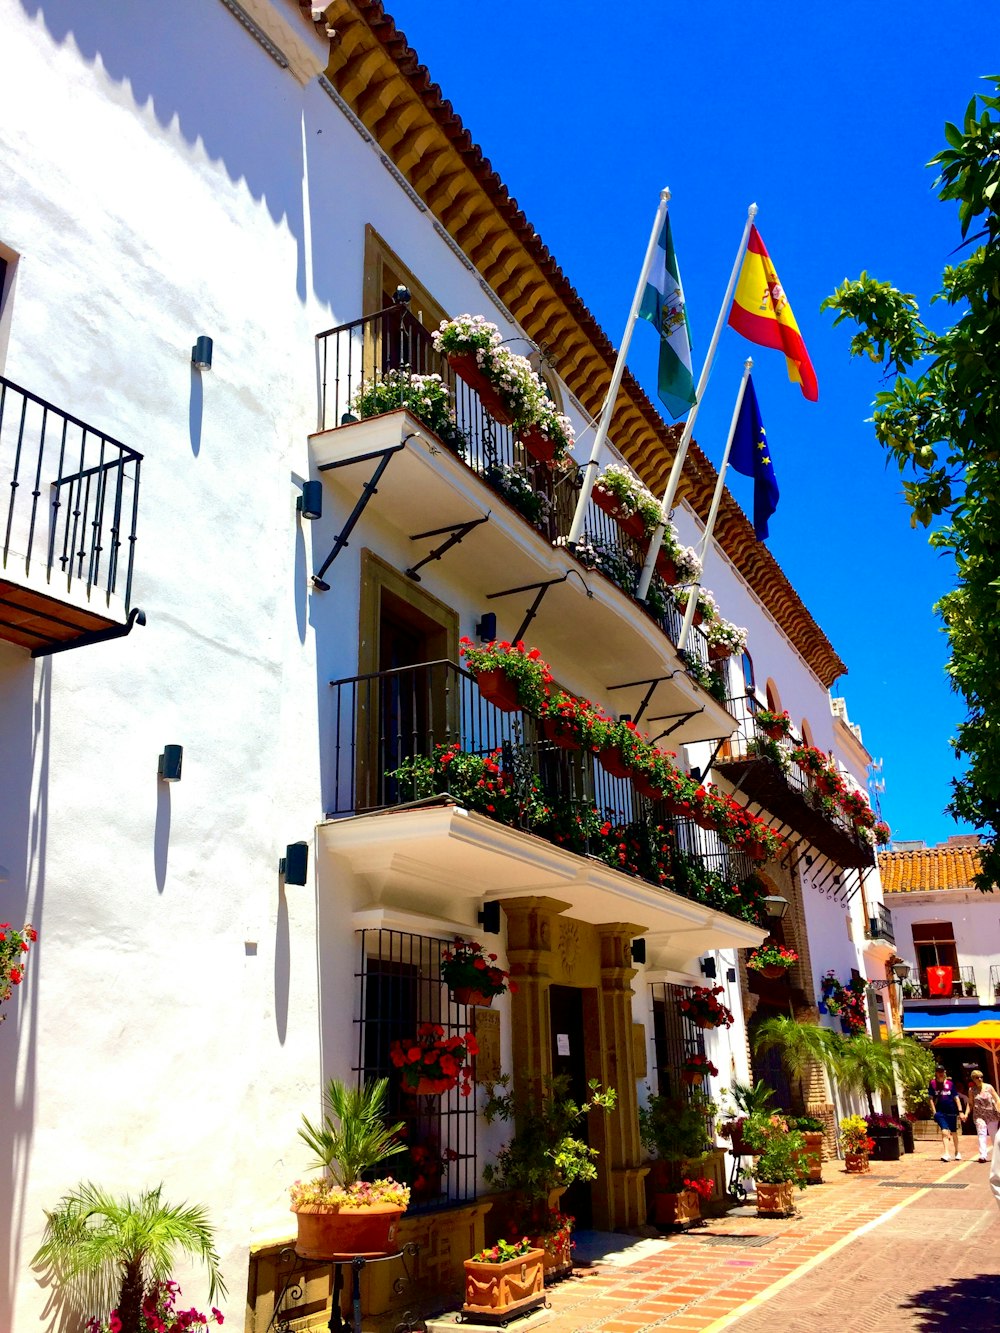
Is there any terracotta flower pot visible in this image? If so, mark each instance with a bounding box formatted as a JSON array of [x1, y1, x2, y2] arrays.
[[474, 667, 519, 713], [632, 773, 664, 801], [592, 485, 627, 523], [447, 352, 515, 426], [293, 1203, 406, 1260], [536, 1232, 572, 1280], [540, 716, 581, 751], [759, 963, 787, 980], [650, 1187, 700, 1227], [655, 551, 678, 584], [755, 1181, 794, 1215], [691, 809, 716, 832], [692, 1016, 718, 1030], [409, 1076, 455, 1096], [452, 985, 494, 1007], [844, 1152, 870, 1174], [761, 724, 786, 741], [681, 1069, 705, 1086], [463, 1248, 545, 1318], [599, 745, 631, 779], [744, 844, 769, 864], [708, 643, 732, 663], [802, 1131, 825, 1183], [519, 424, 557, 464]]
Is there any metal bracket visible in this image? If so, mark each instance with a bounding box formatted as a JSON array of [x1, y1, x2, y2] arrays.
[[31, 606, 146, 659], [606, 672, 682, 725], [311, 443, 406, 589], [486, 572, 569, 643], [405, 515, 489, 581]]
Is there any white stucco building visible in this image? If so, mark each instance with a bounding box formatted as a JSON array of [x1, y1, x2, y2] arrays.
[[0, 2, 895, 1327]]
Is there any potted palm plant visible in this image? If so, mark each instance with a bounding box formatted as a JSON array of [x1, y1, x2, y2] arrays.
[[291, 1077, 410, 1259]]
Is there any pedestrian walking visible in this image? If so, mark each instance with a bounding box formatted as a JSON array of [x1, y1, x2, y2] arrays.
[[967, 1068, 1000, 1161], [928, 1063, 967, 1161]]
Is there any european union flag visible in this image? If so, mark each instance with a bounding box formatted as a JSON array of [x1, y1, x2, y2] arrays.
[[730, 375, 779, 540]]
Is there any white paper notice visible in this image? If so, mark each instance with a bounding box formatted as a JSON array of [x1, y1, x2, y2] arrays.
[[556, 1033, 570, 1056]]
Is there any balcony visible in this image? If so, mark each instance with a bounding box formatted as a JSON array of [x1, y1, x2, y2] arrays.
[[310, 308, 735, 746], [903, 964, 978, 1004], [867, 902, 895, 946], [0, 377, 143, 655], [320, 659, 766, 968], [712, 695, 876, 870]]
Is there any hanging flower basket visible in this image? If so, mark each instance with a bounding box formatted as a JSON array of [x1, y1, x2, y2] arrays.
[[592, 485, 628, 523], [389, 1024, 478, 1097], [441, 938, 514, 1005], [446, 352, 515, 426], [519, 424, 557, 464], [452, 986, 494, 1008], [759, 964, 787, 980], [474, 667, 520, 713]]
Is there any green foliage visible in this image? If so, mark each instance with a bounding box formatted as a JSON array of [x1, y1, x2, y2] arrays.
[[727, 1079, 777, 1117], [483, 1075, 616, 1206], [822, 78, 1000, 887], [742, 1114, 809, 1188], [297, 1076, 407, 1189], [752, 1017, 837, 1107], [639, 1091, 715, 1167], [32, 1183, 226, 1333]]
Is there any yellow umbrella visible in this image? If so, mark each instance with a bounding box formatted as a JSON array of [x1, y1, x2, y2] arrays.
[[931, 1020, 1000, 1088]]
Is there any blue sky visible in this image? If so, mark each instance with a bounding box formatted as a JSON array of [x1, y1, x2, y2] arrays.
[[384, 0, 985, 846]]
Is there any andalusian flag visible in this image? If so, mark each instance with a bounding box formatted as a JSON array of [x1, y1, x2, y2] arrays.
[[727, 227, 818, 401], [638, 214, 697, 419]]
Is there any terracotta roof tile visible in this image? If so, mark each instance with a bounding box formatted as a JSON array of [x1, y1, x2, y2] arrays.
[[879, 844, 982, 893]]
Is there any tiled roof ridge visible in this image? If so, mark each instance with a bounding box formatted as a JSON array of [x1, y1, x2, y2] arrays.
[[878, 843, 981, 893], [322, 0, 847, 685]]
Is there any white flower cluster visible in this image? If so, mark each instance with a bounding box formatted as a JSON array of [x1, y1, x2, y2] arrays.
[[706, 618, 749, 654], [671, 544, 703, 583]]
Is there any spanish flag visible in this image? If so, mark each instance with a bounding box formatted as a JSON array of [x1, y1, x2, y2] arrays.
[[727, 227, 818, 401]]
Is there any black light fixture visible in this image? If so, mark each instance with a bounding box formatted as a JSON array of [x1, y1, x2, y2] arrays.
[[279, 841, 309, 886], [689, 766, 702, 783], [297, 480, 323, 521], [478, 901, 501, 935], [631, 938, 646, 964], [191, 336, 213, 370], [891, 960, 911, 982], [762, 894, 789, 921], [157, 744, 183, 782], [727, 967, 737, 983], [475, 612, 497, 643], [699, 956, 717, 979], [803, 854, 815, 868], [394, 284, 411, 305]]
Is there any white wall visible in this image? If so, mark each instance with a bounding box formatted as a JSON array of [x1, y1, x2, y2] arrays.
[[887, 890, 1000, 1002]]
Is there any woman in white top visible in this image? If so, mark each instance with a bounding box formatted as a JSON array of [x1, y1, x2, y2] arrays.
[[968, 1069, 1000, 1162]]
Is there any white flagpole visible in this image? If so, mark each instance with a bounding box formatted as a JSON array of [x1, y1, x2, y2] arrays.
[[676, 358, 753, 653], [635, 202, 758, 602], [566, 187, 672, 546]]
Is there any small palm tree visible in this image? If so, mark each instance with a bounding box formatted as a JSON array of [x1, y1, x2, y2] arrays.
[[298, 1077, 406, 1187], [33, 1182, 226, 1333], [753, 1017, 837, 1108], [829, 1033, 921, 1114]]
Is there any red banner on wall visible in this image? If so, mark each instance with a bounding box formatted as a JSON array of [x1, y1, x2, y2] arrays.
[[927, 965, 953, 997]]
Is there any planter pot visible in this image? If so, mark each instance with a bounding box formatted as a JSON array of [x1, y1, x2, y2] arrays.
[[691, 1016, 719, 1030], [592, 485, 628, 524], [474, 667, 519, 713], [447, 352, 515, 427], [663, 796, 691, 819], [691, 809, 716, 832], [452, 986, 495, 1008], [708, 643, 732, 663], [655, 551, 678, 584], [539, 716, 581, 751], [869, 1129, 902, 1161], [293, 1203, 406, 1260], [758, 963, 787, 980], [463, 1247, 545, 1319], [681, 1069, 705, 1086], [755, 1181, 794, 1216], [519, 424, 557, 465], [632, 773, 664, 801], [743, 844, 769, 865], [760, 723, 787, 742], [802, 1131, 824, 1183], [650, 1187, 701, 1228], [900, 1121, 915, 1154], [406, 1076, 455, 1097], [599, 745, 631, 779], [844, 1152, 870, 1174], [536, 1233, 572, 1282]]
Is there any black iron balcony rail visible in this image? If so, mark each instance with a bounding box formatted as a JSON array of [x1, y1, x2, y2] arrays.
[[905, 963, 978, 1000], [1, 376, 142, 609], [713, 693, 875, 869], [991, 964, 1000, 1003], [867, 902, 895, 945], [328, 658, 760, 920], [315, 307, 722, 693]]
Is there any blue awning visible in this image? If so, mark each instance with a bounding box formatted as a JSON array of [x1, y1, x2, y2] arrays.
[[903, 1007, 1000, 1033]]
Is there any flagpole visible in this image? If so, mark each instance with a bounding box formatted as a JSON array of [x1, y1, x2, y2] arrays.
[[635, 201, 758, 602], [566, 187, 672, 547], [676, 358, 753, 653]]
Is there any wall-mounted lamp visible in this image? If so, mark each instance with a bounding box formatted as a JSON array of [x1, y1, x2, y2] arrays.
[[191, 336, 213, 370], [727, 967, 737, 983], [279, 841, 309, 886], [891, 960, 911, 982], [802, 854, 815, 869], [475, 612, 497, 643], [157, 744, 183, 782], [297, 480, 323, 521], [630, 938, 646, 965], [699, 956, 717, 979], [689, 766, 702, 783], [478, 901, 501, 935], [394, 285, 411, 305], [763, 894, 789, 921]]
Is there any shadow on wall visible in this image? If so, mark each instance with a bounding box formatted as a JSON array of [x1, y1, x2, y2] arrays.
[[0, 648, 50, 1331]]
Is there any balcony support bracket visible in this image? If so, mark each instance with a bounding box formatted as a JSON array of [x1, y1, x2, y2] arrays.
[[312, 443, 406, 589], [405, 515, 490, 582], [606, 673, 682, 725], [486, 573, 571, 644], [31, 605, 147, 658]]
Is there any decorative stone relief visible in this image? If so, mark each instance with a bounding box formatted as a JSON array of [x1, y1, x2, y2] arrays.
[[557, 919, 580, 976]]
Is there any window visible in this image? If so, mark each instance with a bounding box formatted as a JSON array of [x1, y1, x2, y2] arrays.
[[363, 225, 448, 375], [911, 922, 960, 995], [765, 679, 781, 712], [801, 719, 815, 750], [741, 651, 755, 695], [648, 982, 708, 1099]]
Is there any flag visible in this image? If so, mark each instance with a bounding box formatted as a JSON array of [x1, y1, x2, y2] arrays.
[[638, 213, 697, 419], [730, 376, 779, 539], [728, 226, 818, 401]]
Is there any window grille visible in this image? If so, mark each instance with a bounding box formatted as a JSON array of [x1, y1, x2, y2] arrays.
[[648, 981, 707, 1099], [354, 928, 478, 1212]]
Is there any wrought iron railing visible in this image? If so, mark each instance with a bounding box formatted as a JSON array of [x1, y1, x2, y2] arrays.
[[328, 658, 756, 907], [990, 964, 1000, 1002], [315, 306, 719, 684], [906, 963, 978, 1000], [0, 376, 142, 609], [867, 902, 895, 945]]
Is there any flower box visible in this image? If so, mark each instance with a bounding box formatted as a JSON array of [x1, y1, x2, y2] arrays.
[[632, 773, 664, 801], [599, 745, 631, 779], [474, 667, 519, 713], [755, 1181, 794, 1216], [447, 352, 515, 426], [519, 423, 557, 464], [708, 643, 733, 662], [655, 551, 678, 584], [463, 1247, 545, 1320], [293, 1202, 405, 1260], [844, 1152, 870, 1174], [539, 715, 582, 751]]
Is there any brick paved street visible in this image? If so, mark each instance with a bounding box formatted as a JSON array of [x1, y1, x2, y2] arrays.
[[543, 1144, 1000, 1331]]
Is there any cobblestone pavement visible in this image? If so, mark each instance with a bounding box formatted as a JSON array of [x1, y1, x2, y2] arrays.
[[543, 1144, 1000, 1332]]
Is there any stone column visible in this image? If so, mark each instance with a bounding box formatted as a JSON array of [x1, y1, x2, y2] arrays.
[[499, 896, 569, 1104], [592, 923, 648, 1230]]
